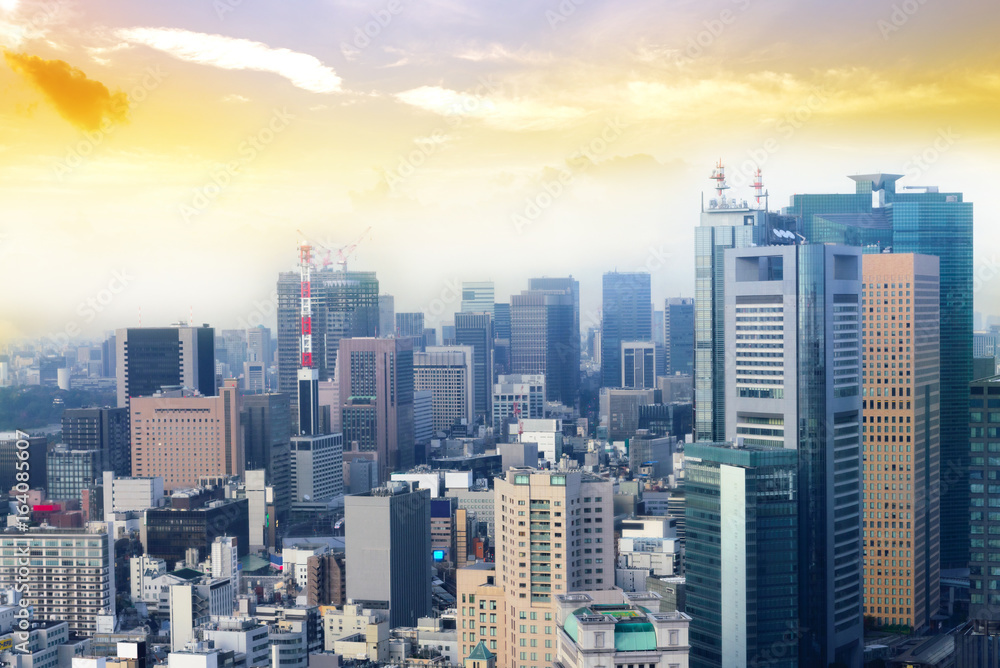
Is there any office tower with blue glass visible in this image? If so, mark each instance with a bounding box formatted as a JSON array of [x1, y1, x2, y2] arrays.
[[787, 173, 973, 569], [723, 243, 864, 667], [455, 312, 494, 425], [601, 272, 651, 388], [396, 312, 426, 351], [510, 289, 578, 408], [664, 297, 694, 376], [685, 441, 798, 668]]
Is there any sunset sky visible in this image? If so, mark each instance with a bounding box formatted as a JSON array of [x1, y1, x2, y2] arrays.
[[1, 0, 998, 344]]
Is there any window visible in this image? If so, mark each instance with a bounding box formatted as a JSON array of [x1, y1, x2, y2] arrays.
[[669, 630, 679, 646], [595, 632, 605, 648]]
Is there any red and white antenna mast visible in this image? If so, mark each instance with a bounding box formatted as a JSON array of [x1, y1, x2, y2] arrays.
[[753, 167, 764, 207], [710, 159, 730, 200], [299, 241, 313, 369]]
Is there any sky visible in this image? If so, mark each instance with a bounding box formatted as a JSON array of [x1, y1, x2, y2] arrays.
[[1, 0, 998, 345]]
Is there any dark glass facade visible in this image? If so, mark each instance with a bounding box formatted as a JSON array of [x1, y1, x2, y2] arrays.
[[788, 175, 973, 569], [601, 272, 651, 388], [143, 498, 249, 564], [665, 297, 694, 376], [455, 312, 494, 424], [686, 442, 798, 668], [62, 406, 130, 477], [510, 290, 578, 408]]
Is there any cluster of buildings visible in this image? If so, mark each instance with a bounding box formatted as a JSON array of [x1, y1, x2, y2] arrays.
[[0, 167, 993, 668]]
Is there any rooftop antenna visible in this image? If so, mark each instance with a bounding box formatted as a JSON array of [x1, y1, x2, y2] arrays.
[[710, 159, 729, 200]]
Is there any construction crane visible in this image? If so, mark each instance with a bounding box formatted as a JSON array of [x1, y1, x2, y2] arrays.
[[296, 226, 373, 273]]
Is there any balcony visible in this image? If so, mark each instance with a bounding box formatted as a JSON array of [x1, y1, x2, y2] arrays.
[[529, 513, 550, 521], [531, 564, 551, 572]]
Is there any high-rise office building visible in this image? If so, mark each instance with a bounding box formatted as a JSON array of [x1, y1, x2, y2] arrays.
[[664, 297, 694, 376], [115, 324, 217, 408], [336, 337, 415, 482], [510, 290, 577, 407], [969, 375, 1000, 626], [345, 482, 432, 628], [455, 313, 494, 425], [685, 441, 798, 668], [102, 333, 116, 378], [694, 189, 774, 442], [621, 341, 656, 389], [493, 303, 512, 341], [379, 294, 395, 338], [461, 281, 495, 318], [46, 446, 101, 502], [246, 326, 272, 365], [601, 272, 651, 388], [788, 173, 973, 569], [290, 433, 344, 504], [277, 269, 379, 422], [724, 244, 864, 666], [0, 528, 115, 636], [242, 393, 292, 522], [414, 346, 475, 433], [217, 329, 248, 376], [396, 312, 427, 351], [62, 406, 130, 477], [861, 253, 940, 630], [528, 276, 580, 357], [489, 469, 614, 668], [129, 381, 243, 490]]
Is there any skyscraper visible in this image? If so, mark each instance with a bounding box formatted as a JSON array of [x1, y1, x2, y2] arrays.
[[620, 340, 656, 389], [396, 312, 426, 351], [528, 276, 580, 350], [600, 272, 651, 388], [379, 294, 395, 338], [860, 253, 940, 630], [788, 173, 973, 569], [277, 269, 379, 422], [694, 195, 769, 442], [461, 281, 495, 318], [510, 289, 577, 407], [62, 406, 130, 477], [242, 392, 292, 522], [130, 381, 244, 490], [685, 441, 798, 668], [414, 346, 475, 433], [345, 482, 432, 628], [455, 312, 494, 425], [724, 244, 864, 666], [664, 297, 694, 376], [969, 374, 1000, 626], [336, 337, 415, 482], [115, 324, 216, 408]]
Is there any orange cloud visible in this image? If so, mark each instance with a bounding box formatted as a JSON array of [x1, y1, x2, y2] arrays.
[[3, 51, 129, 131]]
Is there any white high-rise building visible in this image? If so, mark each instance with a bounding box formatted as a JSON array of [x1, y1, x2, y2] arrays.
[[0, 528, 115, 636], [461, 281, 495, 319], [492, 374, 545, 428], [723, 244, 863, 667], [103, 471, 165, 520], [290, 433, 344, 504]]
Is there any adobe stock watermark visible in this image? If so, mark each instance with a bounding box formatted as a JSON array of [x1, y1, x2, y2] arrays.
[[213, 0, 246, 20], [53, 66, 167, 180], [420, 279, 463, 327], [236, 289, 279, 330], [511, 117, 627, 234], [384, 76, 503, 193], [675, 0, 752, 67], [342, 0, 411, 53], [728, 87, 829, 189], [545, 0, 587, 29], [47, 269, 134, 348], [12, 429, 32, 654], [973, 255, 999, 295], [877, 0, 930, 39], [180, 108, 295, 223], [902, 128, 959, 181]]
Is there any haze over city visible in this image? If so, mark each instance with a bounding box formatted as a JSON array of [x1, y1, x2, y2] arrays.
[[1, 0, 998, 342]]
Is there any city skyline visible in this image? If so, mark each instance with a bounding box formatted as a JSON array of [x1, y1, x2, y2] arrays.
[[1, 0, 998, 343]]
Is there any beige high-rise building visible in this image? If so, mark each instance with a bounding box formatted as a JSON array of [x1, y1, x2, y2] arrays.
[[457, 469, 613, 668], [130, 379, 243, 490], [861, 253, 940, 630]]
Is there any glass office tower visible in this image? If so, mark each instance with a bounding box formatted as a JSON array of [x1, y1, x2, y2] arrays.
[[788, 173, 973, 569]]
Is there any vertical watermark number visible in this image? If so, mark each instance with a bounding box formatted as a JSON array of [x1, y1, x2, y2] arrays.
[[13, 430, 32, 652]]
